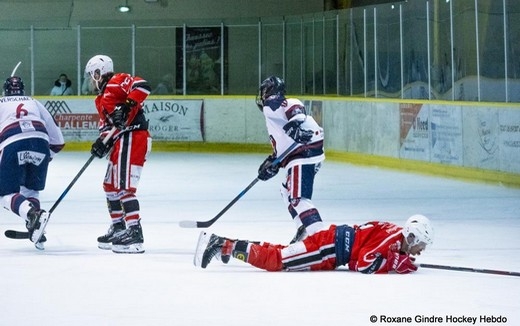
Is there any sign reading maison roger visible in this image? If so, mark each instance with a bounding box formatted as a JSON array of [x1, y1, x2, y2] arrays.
[[43, 98, 204, 142], [142, 99, 204, 141]]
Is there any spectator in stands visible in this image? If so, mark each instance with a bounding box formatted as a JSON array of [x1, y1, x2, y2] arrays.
[[50, 73, 73, 96]]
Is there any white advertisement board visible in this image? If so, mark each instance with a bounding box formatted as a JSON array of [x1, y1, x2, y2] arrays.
[[399, 103, 430, 160], [142, 99, 204, 141], [42, 98, 204, 142], [430, 105, 463, 165], [499, 109, 520, 173]]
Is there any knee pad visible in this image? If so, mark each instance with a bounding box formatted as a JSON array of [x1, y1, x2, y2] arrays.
[[106, 191, 121, 202]]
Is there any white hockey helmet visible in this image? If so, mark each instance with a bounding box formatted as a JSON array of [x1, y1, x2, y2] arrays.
[[85, 55, 113, 81], [402, 214, 434, 247]]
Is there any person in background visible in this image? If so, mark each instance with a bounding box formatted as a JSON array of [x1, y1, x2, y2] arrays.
[[85, 54, 152, 254], [50, 73, 73, 96], [151, 73, 174, 95], [0, 76, 65, 248], [255, 76, 325, 243], [195, 215, 434, 274]]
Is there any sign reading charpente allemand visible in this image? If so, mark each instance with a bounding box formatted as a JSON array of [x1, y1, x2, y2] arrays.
[[44, 99, 204, 142]]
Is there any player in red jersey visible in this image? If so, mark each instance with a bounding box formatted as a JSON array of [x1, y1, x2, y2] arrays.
[[85, 55, 151, 254], [195, 215, 434, 274]]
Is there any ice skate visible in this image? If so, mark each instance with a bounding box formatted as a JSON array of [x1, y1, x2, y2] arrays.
[[26, 208, 49, 250], [111, 222, 144, 254], [194, 232, 233, 268], [97, 220, 126, 250], [289, 225, 307, 244]]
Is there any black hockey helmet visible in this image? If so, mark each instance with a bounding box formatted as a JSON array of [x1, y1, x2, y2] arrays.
[[3, 76, 25, 96], [256, 76, 286, 110]]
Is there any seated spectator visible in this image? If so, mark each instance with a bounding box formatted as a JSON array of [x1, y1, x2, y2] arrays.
[[152, 73, 174, 95], [50, 73, 73, 96]]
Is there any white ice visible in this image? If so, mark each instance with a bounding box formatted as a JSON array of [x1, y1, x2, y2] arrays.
[[1, 151, 519, 326]]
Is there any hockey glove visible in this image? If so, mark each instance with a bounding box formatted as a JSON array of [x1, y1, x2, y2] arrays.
[[283, 120, 313, 144], [258, 154, 280, 181], [91, 136, 114, 158], [111, 99, 136, 130], [387, 251, 418, 274]]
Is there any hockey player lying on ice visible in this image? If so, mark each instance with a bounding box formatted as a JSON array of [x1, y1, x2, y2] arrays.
[[194, 215, 434, 274]]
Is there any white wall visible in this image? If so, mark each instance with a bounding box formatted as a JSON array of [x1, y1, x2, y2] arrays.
[[38, 96, 520, 176]]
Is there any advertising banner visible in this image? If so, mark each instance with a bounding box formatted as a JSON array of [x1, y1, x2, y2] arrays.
[[499, 109, 520, 173], [143, 99, 204, 141], [461, 107, 499, 169], [399, 103, 430, 160], [44, 99, 99, 141], [176, 26, 226, 94], [430, 106, 463, 165], [43, 98, 204, 142]]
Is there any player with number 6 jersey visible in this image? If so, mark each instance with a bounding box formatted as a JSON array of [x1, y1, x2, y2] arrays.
[[0, 75, 65, 248]]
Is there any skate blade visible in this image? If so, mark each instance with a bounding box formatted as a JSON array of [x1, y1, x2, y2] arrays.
[[34, 241, 45, 250], [30, 212, 50, 244], [112, 243, 145, 254], [193, 231, 210, 267], [98, 242, 113, 250]]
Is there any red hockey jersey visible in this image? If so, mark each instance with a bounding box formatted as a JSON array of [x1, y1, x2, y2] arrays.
[[94, 73, 149, 130], [348, 221, 404, 274]]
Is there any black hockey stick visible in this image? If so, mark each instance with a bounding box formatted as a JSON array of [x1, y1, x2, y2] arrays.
[[179, 142, 300, 228], [420, 263, 520, 277], [4, 128, 118, 241]]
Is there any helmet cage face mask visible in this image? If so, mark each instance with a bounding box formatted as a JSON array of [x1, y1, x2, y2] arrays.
[[402, 214, 434, 248], [3, 76, 25, 96], [85, 55, 113, 89], [256, 76, 285, 110], [405, 233, 427, 250], [414, 241, 427, 251]]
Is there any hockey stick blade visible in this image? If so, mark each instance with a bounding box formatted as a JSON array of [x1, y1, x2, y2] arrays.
[[177, 178, 259, 229], [178, 142, 300, 229], [420, 263, 520, 277], [179, 220, 198, 228], [5, 229, 45, 250], [179, 214, 222, 228], [4, 229, 30, 239]]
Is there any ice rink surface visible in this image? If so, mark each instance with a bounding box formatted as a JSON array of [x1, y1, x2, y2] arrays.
[[1, 151, 519, 326]]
